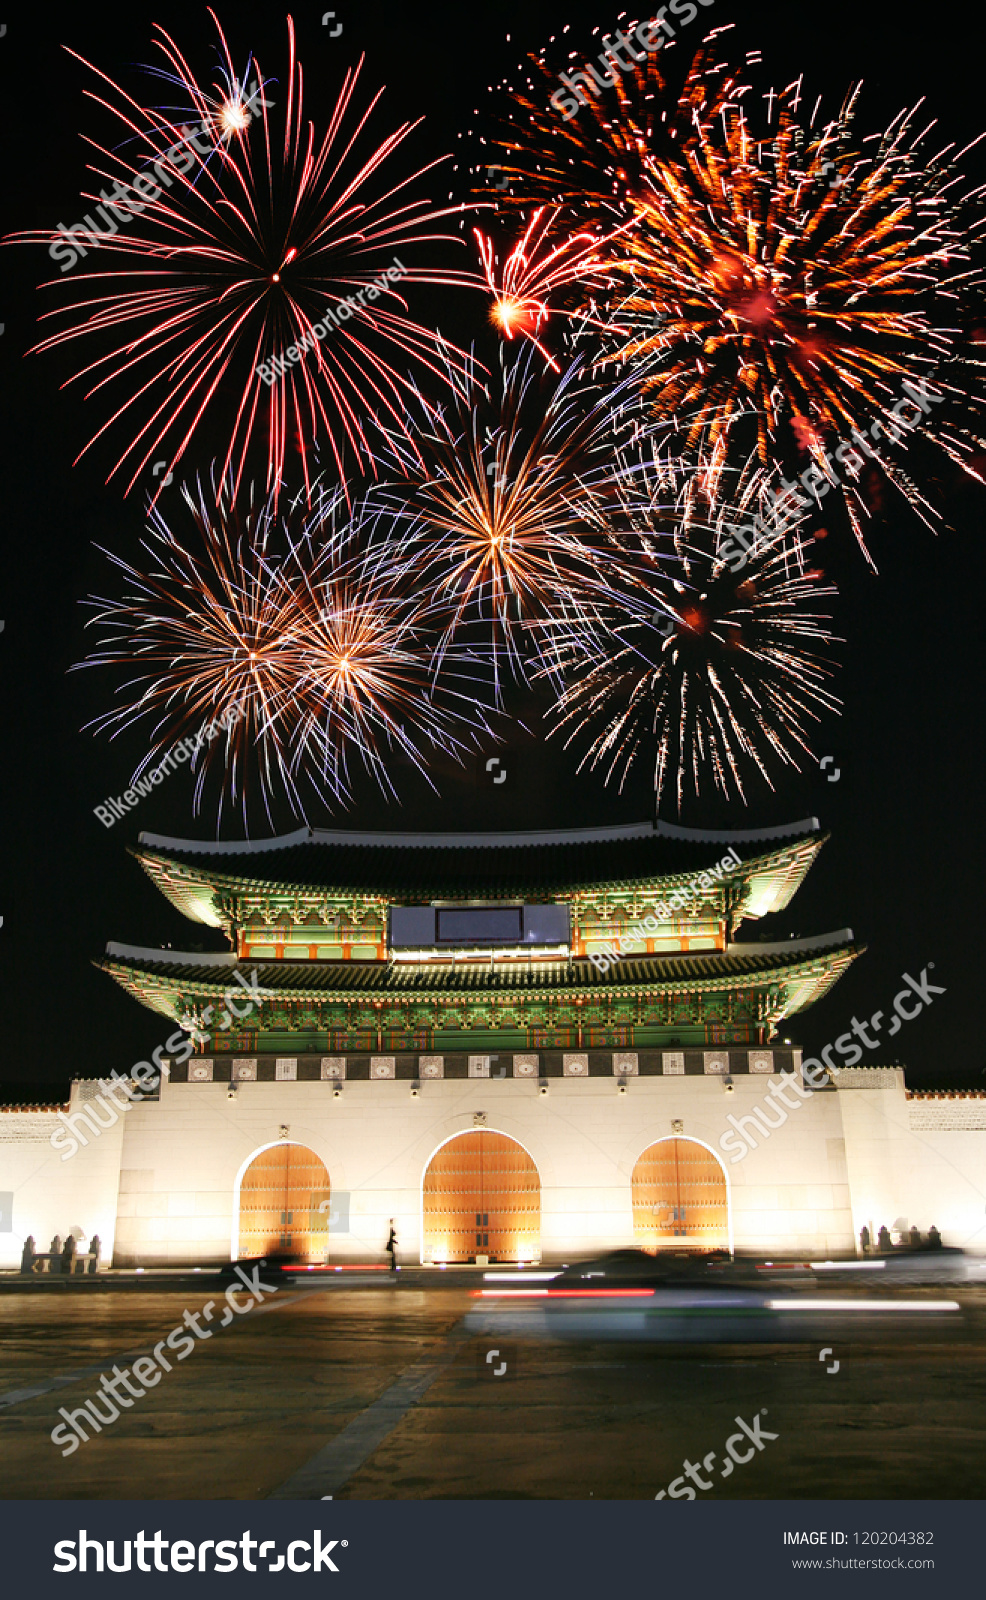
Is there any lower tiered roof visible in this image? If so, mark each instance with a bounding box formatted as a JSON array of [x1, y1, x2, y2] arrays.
[[100, 930, 859, 1023]]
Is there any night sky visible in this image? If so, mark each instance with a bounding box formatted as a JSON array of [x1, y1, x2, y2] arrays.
[[2, 0, 983, 1094]]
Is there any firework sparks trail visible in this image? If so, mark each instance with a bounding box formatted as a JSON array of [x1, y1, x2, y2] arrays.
[[481, 40, 986, 563], [291, 521, 491, 806], [473, 205, 631, 370], [5, 10, 478, 504], [541, 444, 842, 811], [74, 472, 490, 829], [369, 345, 635, 698]]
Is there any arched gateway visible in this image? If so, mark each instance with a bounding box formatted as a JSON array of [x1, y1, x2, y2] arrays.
[[632, 1137, 729, 1253], [237, 1143, 330, 1260], [422, 1131, 540, 1264]]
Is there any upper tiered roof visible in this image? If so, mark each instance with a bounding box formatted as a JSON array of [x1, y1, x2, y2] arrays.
[[132, 818, 826, 928]]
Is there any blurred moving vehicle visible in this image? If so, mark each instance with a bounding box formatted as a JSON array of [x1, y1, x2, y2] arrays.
[[468, 1247, 965, 1344], [550, 1248, 734, 1288]]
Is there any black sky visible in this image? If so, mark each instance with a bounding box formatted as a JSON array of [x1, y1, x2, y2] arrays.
[[1, 0, 984, 1093]]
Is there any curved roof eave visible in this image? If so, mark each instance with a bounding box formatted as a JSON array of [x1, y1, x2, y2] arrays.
[[129, 823, 826, 924], [97, 931, 861, 1017], [137, 817, 822, 854]]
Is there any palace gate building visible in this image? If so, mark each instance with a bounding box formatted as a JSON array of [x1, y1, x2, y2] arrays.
[[3, 819, 984, 1268]]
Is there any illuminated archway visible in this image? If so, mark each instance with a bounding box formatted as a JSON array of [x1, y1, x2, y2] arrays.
[[236, 1142, 330, 1261], [422, 1130, 540, 1264], [632, 1136, 730, 1253]]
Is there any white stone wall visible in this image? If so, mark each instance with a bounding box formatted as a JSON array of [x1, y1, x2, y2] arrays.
[[831, 1067, 905, 1091], [0, 1089, 126, 1269], [4, 1071, 983, 1268], [838, 1079, 986, 1249], [111, 1072, 853, 1265], [907, 1098, 986, 1131], [713, 1078, 856, 1256]]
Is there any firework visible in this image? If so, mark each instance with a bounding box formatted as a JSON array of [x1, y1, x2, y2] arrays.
[[483, 44, 986, 562], [473, 206, 624, 370], [75, 473, 488, 827], [542, 447, 841, 811], [369, 346, 630, 694], [7, 13, 474, 502], [293, 521, 489, 805]]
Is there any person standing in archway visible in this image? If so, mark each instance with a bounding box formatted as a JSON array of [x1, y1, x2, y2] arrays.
[[386, 1218, 399, 1273]]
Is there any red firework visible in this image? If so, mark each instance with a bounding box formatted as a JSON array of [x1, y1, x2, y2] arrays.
[[473, 207, 619, 370], [6, 10, 474, 502]]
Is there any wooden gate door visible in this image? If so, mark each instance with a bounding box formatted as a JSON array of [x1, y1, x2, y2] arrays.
[[632, 1138, 729, 1252], [238, 1143, 330, 1260], [422, 1131, 540, 1264]]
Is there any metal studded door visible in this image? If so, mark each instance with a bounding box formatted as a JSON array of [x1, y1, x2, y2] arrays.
[[422, 1131, 540, 1263], [632, 1138, 729, 1253], [237, 1143, 330, 1260]]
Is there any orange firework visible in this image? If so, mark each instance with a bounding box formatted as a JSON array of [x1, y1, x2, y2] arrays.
[[484, 44, 986, 561], [75, 473, 488, 825], [370, 346, 628, 694]]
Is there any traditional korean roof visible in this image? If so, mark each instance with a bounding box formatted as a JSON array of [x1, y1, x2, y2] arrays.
[[131, 818, 826, 929], [98, 929, 859, 1021]]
